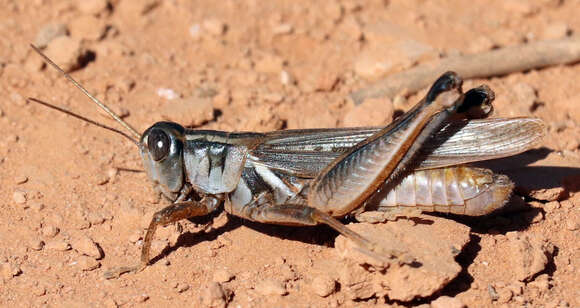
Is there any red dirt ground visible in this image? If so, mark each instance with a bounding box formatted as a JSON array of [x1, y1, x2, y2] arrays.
[[1, 0, 579, 307]]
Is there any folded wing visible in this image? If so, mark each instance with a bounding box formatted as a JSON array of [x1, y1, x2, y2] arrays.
[[249, 118, 544, 177]]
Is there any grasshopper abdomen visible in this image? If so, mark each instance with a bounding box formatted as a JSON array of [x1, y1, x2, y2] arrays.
[[369, 166, 514, 216]]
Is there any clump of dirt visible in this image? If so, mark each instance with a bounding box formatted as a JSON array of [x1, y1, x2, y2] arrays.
[[0, 0, 579, 307], [334, 217, 471, 302]]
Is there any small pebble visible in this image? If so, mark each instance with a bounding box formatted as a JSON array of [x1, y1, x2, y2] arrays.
[[32, 285, 47, 297], [431, 295, 466, 308], [87, 212, 105, 225], [41, 225, 60, 238], [280, 70, 294, 85], [28, 240, 45, 251], [15, 175, 28, 184], [128, 230, 142, 243], [488, 284, 499, 301], [211, 90, 230, 109], [565, 219, 579, 231], [189, 24, 201, 40], [315, 70, 339, 92], [564, 138, 580, 151], [10, 92, 26, 106], [46, 213, 64, 226], [161, 96, 214, 128], [199, 282, 227, 308], [544, 201, 561, 212], [119, 0, 159, 16], [272, 23, 293, 35], [151, 239, 169, 253], [45, 239, 71, 251], [25, 53, 45, 72], [157, 88, 180, 100], [527, 274, 551, 290], [76, 219, 91, 230], [529, 187, 565, 202], [72, 235, 103, 259], [95, 173, 110, 185], [102, 298, 117, 307], [504, 0, 537, 16], [508, 282, 524, 296], [133, 294, 149, 303], [0, 262, 22, 280], [511, 82, 537, 108], [254, 54, 285, 74], [510, 235, 553, 282], [497, 288, 513, 304], [561, 200, 574, 210], [212, 268, 234, 283], [343, 0, 363, 11], [106, 167, 118, 181], [76, 0, 110, 15], [311, 276, 336, 297], [344, 97, 394, 127], [467, 36, 495, 53], [255, 279, 287, 296], [5, 133, 19, 143], [512, 295, 525, 304], [274, 257, 286, 266], [116, 78, 136, 93], [44, 36, 85, 73], [34, 23, 68, 48], [13, 190, 27, 204], [76, 256, 101, 271], [522, 210, 544, 224], [69, 15, 107, 41], [279, 264, 296, 281], [541, 22, 571, 40], [324, 1, 343, 22], [202, 18, 226, 36], [175, 283, 190, 293], [260, 93, 284, 104], [335, 22, 359, 38], [353, 40, 435, 80]]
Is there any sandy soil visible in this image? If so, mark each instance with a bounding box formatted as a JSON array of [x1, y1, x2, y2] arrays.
[[1, 0, 579, 307]]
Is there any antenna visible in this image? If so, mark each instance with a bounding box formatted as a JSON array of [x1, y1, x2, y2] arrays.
[[30, 44, 142, 143], [27, 97, 139, 146]]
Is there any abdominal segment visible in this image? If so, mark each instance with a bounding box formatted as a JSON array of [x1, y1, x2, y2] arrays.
[[367, 166, 514, 216]]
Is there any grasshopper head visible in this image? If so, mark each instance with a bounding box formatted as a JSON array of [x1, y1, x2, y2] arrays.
[[140, 122, 186, 201], [29, 45, 189, 202]]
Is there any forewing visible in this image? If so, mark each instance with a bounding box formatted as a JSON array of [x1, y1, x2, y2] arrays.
[[418, 117, 545, 169], [249, 127, 378, 177], [249, 118, 545, 177]]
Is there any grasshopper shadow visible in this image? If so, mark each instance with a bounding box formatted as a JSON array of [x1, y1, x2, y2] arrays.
[[476, 147, 580, 194], [150, 211, 348, 265], [239, 218, 341, 248], [229, 214, 437, 250], [153, 212, 433, 266], [149, 210, 239, 266]]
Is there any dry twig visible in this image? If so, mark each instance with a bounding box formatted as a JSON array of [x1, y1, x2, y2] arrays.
[[350, 36, 580, 104]]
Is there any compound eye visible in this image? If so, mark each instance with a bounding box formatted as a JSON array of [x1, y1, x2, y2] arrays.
[[147, 129, 170, 161]]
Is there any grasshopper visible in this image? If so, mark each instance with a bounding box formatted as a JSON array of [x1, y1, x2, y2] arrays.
[[30, 45, 544, 279]]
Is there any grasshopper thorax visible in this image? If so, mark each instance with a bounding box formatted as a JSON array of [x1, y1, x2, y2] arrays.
[[140, 122, 186, 201]]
